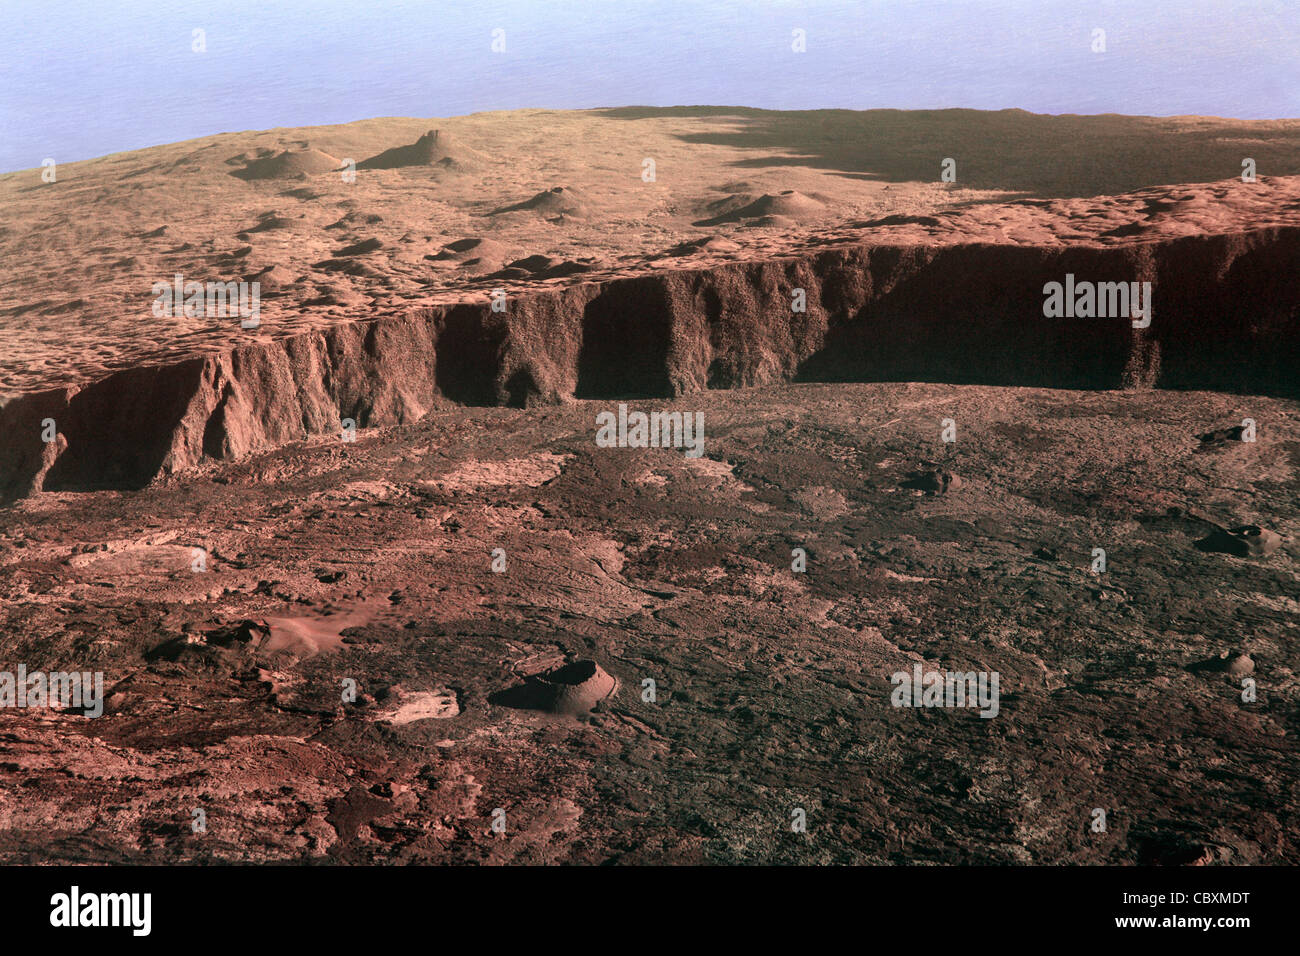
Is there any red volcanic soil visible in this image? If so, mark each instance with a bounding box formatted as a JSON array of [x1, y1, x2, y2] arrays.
[[0, 109, 1297, 864], [1, 382, 1297, 863]]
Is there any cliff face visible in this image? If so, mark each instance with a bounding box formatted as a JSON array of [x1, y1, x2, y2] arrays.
[[3, 227, 1297, 501]]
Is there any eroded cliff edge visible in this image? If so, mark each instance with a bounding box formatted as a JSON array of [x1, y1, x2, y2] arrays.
[[3, 227, 1297, 501]]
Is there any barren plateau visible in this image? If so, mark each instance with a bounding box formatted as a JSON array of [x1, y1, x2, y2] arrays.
[[0, 108, 1297, 864]]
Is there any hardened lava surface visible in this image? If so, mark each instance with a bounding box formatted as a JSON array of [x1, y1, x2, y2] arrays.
[[0, 382, 1296, 864]]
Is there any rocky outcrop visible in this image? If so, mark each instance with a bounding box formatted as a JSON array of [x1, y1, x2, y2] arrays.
[[3, 227, 1297, 501]]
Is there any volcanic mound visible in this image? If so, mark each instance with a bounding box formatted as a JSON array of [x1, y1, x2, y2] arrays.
[[490, 186, 589, 219], [694, 190, 826, 226], [425, 236, 511, 274], [357, 129, 487, 171], [232, 148, 344, 181]]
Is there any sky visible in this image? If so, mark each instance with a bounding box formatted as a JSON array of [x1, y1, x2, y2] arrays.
[[1, 0, 1297, 173]]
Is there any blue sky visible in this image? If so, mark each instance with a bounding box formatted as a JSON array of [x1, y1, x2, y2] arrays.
[[2, 0, 1297, 172]]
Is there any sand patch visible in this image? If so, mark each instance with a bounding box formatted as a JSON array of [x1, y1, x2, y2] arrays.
[[791, 485, 850, 519], [421, 452, 571, 492], [374, 689, 461, 723], [680, 455, 756, 493], [261, 599, 386, 656], [65, 532, 200, 576]]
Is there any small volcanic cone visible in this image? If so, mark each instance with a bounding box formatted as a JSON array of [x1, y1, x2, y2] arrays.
[[1195, 524, 1282, 558], [1188, 650, 1256, 677], [335, 237, 384, 257], [425, 236, 510, 275], [693, 190, 825, 226], [357, 129, 487, 171], [427, 236, 509, 261], [243, 263, 297, 294], [664, 234, 743, 257], [490, 659, 616, 715], [490, 186, 588, 219], [232, 148, 343, 181], [903, 468, 963, 494]]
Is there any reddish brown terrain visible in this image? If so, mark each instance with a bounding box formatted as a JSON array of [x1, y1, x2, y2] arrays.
[[0, 108, 1297, 864]]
